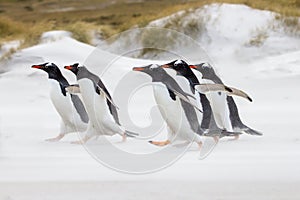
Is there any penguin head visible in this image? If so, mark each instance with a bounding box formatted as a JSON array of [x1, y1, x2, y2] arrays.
[[31, 62, 63, 80], [132, 64, 165, 79], [189, 63, 215, 74], [161, 59, 191, 76], [190, 63, 216, 80], [64, 63, 80, 75]]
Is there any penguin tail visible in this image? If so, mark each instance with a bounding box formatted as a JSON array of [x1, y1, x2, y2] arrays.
[[243, 127, 263, 136], [202, 129, 241, 137], [220, 130, 242, 137], [124, 130, 139, 138]]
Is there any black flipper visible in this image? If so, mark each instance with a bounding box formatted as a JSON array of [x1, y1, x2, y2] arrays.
[[70, 94, 89, 123], [124, 130, 139, 137], [95, 80, 120, 125], [199, 93, 211, 130]]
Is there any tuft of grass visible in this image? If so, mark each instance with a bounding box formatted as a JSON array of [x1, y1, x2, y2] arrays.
[[0, 16, 25, 42], [63, 21, 94, 44], [0, 47, 17, 62], [276, 15, 300, 36], [140, 28, 174, 56], [156, 9, 205, 40], [246, 29, 269, 47], [22, 21, 55, 48]]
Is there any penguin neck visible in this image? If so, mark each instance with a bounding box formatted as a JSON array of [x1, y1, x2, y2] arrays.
[[202, 69, 223, 84], [181, 71, 199, 94], [48, 73, 69, 96], [151, 70, 165, 82]]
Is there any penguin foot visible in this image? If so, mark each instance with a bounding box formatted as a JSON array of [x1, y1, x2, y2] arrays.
[[116, 134, 127, 143], [149, 140, 170, 146], [71, 135, 92, 144], [70, 140, 84, 145], [45, 134, 64, 142], [121, 134, 127, 143], [228, 135, 240, 141], [197, 141, 203, 150], [213, 136, 219, 143]]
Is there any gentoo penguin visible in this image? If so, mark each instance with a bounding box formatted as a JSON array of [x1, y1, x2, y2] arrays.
[[190, 62, 262, 138], [161, 60, 252, 139], [31, 62, 89, 142], [133, 64, 209, 149], [64, 63, 137, 144]]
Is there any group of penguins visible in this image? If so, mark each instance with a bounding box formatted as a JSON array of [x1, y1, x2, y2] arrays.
[[32, 59, 262, 149]]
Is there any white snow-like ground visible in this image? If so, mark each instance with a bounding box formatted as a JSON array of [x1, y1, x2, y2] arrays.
[[0, 3, 300, 200]]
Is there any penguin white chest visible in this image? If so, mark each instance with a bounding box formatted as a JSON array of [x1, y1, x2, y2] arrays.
[[48, 79, 73, 122], [202, 79, 232, 130], [77, 79, 96, 114], [152, 85, 193, 141], [78, 79, 115, 134]]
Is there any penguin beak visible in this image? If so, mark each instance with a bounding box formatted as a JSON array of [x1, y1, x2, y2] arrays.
[[31, 65, 42, 69], [64, 66, 72, 70], [132, 67, 145, 71], [189, 65, 197, 69], [161, 64, 170, 68]]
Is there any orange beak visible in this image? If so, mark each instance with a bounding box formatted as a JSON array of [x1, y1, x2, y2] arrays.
[[64, 66, 72, 70], [161, 64, 170, 68], [31, 65, 42, 69], [132, 67, 145, 71], [189, 65, 197, 69]]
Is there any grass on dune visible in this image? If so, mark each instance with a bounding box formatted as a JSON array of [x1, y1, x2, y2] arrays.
[[0, 0, 299, 50]]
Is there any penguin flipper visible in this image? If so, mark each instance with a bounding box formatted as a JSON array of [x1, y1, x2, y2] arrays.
[[170, 89, 203, 113], [195, 84, 252, 102], [125, 130, 139, 137], [224, 86, 253, 102], [195, 83, 229, 93], [184, 92, 196, 100], [97, 86, 119, 110], [66, 84, 81, 94]]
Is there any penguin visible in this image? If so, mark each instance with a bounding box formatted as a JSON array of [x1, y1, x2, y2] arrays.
[[133, 64, 212, 149], [189, 62, 262, 139], [64, 63, 137, 144], [31, 62, 89, 142], [161, 60, 252, 139]]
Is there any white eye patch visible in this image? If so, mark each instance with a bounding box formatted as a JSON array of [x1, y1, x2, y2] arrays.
[[174, 60, 183, 65], [150, 64, 160, 69], [202, 63, 212, 68]]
